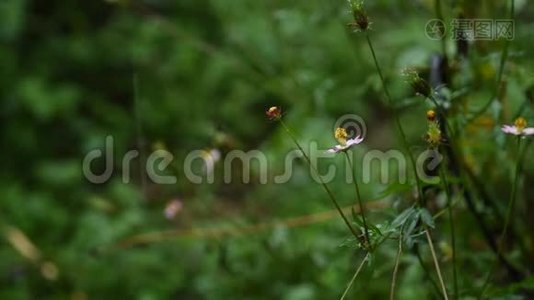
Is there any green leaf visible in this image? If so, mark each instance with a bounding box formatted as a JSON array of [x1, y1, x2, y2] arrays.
[[419, 208, 435, 229], [391, 206, 416, 228], [366, 222, 383, 236], [352, 215, 364, 228], [403, 214, 419, 239]]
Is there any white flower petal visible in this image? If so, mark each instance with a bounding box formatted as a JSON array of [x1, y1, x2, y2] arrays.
[[523, 127, 534, 135], [326, 136, 364, 154], [346, 136, 364, 146], [326, 148, 338, 153], [326, 144, 348, 154], [326, 145, 340, 153], [501, 125, 520, 135]]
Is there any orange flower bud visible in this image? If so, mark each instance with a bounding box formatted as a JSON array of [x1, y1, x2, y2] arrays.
[[266, 106, 282, 120], [427, 110, 436, 122]]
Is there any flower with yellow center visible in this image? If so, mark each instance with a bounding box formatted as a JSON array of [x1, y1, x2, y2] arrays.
[[515, 117, 527, 131], [335, 127, 348, 145], [501, 117, 534, 136], [327, 127, 364, 153]]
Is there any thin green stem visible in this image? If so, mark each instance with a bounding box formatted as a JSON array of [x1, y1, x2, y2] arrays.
[[425, 228, 450, 300], [344, 151, 371, 247], [364, 22, 449, 300], [340, 253, 369, 300], [428, 94, 456, 139], [479, 136, 522, 298], [429, 92, 457, 298], [450, 114, 516, 274], [433, 196, 462, 220], [367, 30, 451, 299], [279, 120, 362, 241], [415, 247, 444, 299], [365, 32, 424, 202], [133, 73, 148, 200], [439, 167, 458, 300], [434, 0, 447, 59], [468, 0, 515, 122], [390, 236, 403, 300]]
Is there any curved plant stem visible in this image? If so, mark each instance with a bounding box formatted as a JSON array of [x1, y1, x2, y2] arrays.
[[449, 118, 520, 279], [430, 93, 521, 279], [479, 136, 523, 298], [340, 253, 369, 300], [279, 120, 362, 241], [364, 25, 451, 300], [365, 32, 424, 202], [468, 0, 515, 122], [425, 228, 449, 300], [345, 151, 371, 247], [366, 29, 451, 299], [439, 167, 458, 300], [390, 236, 403, 300]]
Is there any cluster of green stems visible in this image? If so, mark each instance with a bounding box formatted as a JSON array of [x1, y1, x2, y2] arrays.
[[275, 0, 521, 298]]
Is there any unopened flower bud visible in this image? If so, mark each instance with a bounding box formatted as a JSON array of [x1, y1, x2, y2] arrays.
[[266, 106, 282, 120], [427, 110, 436, 122], [348, 1, 370, 31], [425, 121, 442, 149], [403, 68, 431, 98]]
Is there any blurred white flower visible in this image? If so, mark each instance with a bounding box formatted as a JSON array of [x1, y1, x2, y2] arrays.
[[164, 199, 183, 220], [202, 148, 221, 175]]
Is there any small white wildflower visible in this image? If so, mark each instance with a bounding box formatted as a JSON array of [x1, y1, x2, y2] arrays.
[[501, 117, 534, 136], [326, 127, 364, 153]]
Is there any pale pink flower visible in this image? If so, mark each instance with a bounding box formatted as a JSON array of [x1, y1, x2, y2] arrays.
[[326, 127, 364, 153], [164, 199, 183, 220], [501, 117, 534, 136]]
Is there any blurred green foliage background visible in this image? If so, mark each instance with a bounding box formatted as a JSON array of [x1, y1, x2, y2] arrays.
[[1, 0, 534, 299]]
